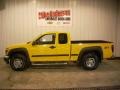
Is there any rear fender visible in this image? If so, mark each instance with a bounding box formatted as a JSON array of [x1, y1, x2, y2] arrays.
[[78, 46, 103, 63]]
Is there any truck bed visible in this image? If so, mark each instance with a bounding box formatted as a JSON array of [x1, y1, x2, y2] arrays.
[[71, 40, 112, 44]]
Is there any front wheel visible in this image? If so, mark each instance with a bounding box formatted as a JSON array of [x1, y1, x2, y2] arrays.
[[10, 54, 28, 71], [81, 53, 100, 70]]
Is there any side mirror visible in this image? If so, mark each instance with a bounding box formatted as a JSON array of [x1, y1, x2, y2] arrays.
[[32, 41, 38, 45]]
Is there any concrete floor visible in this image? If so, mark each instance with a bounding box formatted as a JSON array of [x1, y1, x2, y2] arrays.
[[0, 58, 120, 89]]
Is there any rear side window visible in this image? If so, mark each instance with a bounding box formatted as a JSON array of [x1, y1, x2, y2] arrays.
[[59, 33, 68, 44]]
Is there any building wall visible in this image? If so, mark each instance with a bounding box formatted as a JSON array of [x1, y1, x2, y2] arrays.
[[0, 0, 119, 56], [116, 0, 120, 56]]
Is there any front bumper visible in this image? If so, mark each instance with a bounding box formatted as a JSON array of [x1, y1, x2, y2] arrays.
[[4, 56, 9, 64]]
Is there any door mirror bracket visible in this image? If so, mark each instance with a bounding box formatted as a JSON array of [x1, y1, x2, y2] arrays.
[[32, 41, 38, 45]]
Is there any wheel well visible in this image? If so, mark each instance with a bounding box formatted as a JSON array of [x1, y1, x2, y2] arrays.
[[92, 50, 102, 62], [9, 51, 26, 58], [78, 50, 102, 63], [8, 48, 31, 67]]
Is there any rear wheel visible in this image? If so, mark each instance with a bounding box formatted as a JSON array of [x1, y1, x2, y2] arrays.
[[81, 52, 100, 70], [10, 54, 29, 71]]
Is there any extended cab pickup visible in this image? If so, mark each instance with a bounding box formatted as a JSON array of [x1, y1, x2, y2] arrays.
[[4, 32, 114, 71]]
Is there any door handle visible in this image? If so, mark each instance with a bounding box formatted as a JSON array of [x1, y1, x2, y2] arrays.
[[49, 46, 56, 49]]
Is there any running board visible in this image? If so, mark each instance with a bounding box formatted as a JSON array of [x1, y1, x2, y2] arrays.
[[32, 62, 68, 66]]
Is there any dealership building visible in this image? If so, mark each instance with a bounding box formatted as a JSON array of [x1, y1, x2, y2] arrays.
[[0, 0, 120, 89], [0, 0, 120, 57]]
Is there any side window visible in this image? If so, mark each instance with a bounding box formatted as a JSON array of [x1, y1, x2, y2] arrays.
[[59, 33, 68, 44], [37, 34, 55, 44]]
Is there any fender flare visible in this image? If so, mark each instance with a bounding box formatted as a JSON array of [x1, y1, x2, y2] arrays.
[[8, 48, 30, 61], [78, 46, 103, 62]]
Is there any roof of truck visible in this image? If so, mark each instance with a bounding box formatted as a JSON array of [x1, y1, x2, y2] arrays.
[[44, 31, 68, 34]]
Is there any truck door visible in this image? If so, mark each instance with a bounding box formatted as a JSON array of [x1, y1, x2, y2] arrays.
[[31, 33, 56, 61]]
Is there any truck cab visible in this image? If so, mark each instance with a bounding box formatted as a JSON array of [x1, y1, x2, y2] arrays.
[[30, 32, 71, 62]]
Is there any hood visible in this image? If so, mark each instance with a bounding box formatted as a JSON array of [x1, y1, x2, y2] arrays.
[[6, 43, 29, 50]]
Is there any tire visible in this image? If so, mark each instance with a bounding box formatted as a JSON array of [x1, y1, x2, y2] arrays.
[[10, 54, 28, 71], [81, 52, 100, 70]]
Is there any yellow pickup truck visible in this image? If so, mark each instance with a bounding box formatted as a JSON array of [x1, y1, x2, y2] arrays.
[[4, 32, 114, 71]]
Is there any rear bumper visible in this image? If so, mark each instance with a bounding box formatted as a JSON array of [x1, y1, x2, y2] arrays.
[[4, 56, 9, 64]]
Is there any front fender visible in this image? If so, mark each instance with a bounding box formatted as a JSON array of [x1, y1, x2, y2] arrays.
[[8, 48, 30, 60]]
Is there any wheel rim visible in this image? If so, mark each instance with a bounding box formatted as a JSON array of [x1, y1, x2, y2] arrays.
[[13, 58, 23, 68], [86, 57, 95, 68]]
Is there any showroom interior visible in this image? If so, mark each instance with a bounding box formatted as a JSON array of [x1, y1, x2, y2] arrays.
[[0, 0, 120, 89]]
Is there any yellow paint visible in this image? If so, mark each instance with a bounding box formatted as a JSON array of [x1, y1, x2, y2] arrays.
[[6, 32, 113, 62]]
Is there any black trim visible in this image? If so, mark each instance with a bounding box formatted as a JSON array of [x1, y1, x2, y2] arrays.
[[71, 54, 78, 56], [32, 54, 69, 57], [32, 54, 79, 57], [71, 40, 112, 44]]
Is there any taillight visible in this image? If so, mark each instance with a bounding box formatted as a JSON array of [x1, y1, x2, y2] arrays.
[[112, 45, 114, 52]]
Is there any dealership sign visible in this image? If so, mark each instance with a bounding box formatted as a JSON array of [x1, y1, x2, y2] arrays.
[[37, 9, 72, 26]]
